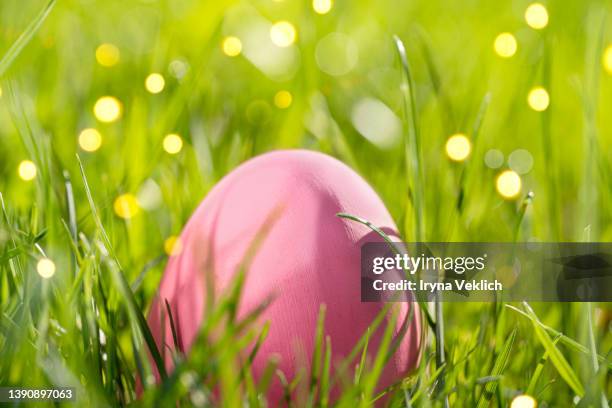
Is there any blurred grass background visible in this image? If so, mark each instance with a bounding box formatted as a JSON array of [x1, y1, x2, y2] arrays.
[[0, 0, 611, 406]]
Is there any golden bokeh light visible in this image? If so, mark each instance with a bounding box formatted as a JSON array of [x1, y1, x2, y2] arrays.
[[145, 73, 165, 94], [525, 3, 548, 29], [78, 128, 102, 152], [163, 134, 183, 154], [94, 96, 122, 123], [510, 394, 537, 408], [445, 133, 471, 162], [222, 36, 242, 57], [95, 43, 120, 67], [494, 33, 517, 58], [37, 258, 56, 279], [274, 90, 293, 109], [496, 170, 522, 199], [18, 160, 37, 181], [527, 87, 549, 111], [313, 0, 333, 14], [270, 21, 296, 47], [114, 194, 140, 219], [0, 85, 3, 98], [603, 45, 612, 75], [164, 235, 183, 256]]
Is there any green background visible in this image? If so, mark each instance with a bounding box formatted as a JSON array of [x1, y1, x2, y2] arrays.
[[0, 0, 610, 406]]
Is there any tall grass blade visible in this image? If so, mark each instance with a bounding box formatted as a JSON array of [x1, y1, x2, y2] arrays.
[[578, 6, 606, 240], [526, 348, 550, 395], [309, 304, 327, 400], [513, 191, 534, 242], [358, 306, 399, 407], [164, 299, 182, 353], [476, 328, 516, 408], [63, 171, 79, 277], [434, 295, 448, 408], [336, 212, 435, 330], [393, 35, 424, 242], [506, 304, 611, 369], [0, 0, 56, 77], [540, 33, 561, 240], [76, 155, 167, 379], [456, 92, 491, 213], [522, 302, 585, 396], [319, 336, 332, 407]]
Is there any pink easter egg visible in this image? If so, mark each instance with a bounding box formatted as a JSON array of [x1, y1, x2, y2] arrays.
[[147, 149, 422, 402]]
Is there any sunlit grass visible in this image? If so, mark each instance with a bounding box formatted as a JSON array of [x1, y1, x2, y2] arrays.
[[0, 0, 610, 407]]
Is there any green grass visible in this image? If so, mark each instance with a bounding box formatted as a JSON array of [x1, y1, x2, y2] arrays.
[[1, 0, 611, 406]]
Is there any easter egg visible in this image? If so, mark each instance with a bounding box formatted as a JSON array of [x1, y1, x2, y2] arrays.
[[147, 149, 422, 402]]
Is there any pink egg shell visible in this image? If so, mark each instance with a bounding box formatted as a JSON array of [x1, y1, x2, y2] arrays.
[[147, 149, 422, 402]]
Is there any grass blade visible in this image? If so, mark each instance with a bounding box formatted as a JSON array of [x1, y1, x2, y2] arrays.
[[76, 155, 167, 380], [513, 191, 535, 242], [393, 35, 424, 242], [456, 92, 491, 213], [434, 294, 447, 408], [522, 303, 585, 397], [476, 328, 517, 408], [309, 304, 327, 401], [506, 304, 612, 370], [0, 0, 56, 77], [336, 212, 435, 330], [319, 336, 332, 407], [526, 347, 551, 395], [358, 306, 400, 407], [164, 299, 182, 353]]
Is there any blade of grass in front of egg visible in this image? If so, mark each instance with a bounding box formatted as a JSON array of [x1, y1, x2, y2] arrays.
[[309, 304, 327, 403], [336, 212, 435, 330], [358, 305, 400, 407]]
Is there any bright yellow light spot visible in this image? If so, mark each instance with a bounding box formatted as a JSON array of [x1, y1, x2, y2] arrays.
[[527, 87, 549, 111], [164, 236, 183, 256], [313, 0, 333, 14], [18, 160, 37, 181], [95, 43, 120, 67], [494, 33, 517, 58], [0, 85, 3, 98], [496, 170, 522, 199], [270, 21, 296, 47], [94, 96, 122, 123], [511, 394, 537, 408], [145, 73, 165, 94], [163, 134, 183, 154], [602, 45, 612, 75], [525, 3, 548, 29], [37, 258, 56, 279], [274, 90, 292, 109], [222, 36, 242, 57], [445, 133, 471, 162], [114, 194, 140, 219], [78, 128, 102, 152]]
